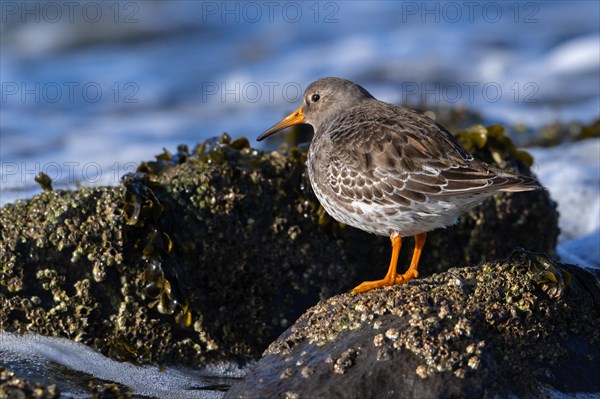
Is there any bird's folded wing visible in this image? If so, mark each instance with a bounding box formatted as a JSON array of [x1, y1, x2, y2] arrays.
[[327, 108, 538, 206]]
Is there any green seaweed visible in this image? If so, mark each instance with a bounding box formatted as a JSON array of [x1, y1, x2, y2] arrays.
[[455, 124, 534, 167]]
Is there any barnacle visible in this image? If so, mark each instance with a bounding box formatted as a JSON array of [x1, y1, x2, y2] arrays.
[[525, 251, 570, 299], [34, 171, 53, 191]]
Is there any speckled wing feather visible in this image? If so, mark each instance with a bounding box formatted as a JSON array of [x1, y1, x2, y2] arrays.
[[325, 103, 538, 207]]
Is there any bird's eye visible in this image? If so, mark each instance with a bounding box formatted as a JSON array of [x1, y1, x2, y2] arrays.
[[311, 93, 320, 103]]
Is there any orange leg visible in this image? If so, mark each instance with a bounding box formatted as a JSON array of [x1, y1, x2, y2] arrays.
[[395, 232, 426, 284], [352, 232, 402, 293], [351, 232, 427, 294]]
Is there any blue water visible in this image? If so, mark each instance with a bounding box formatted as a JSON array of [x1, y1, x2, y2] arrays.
[[1, 1, 599, 205], [0, 332, 244, 398]]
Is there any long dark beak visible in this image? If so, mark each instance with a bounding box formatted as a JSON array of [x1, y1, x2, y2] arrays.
[[257, 106, 305, 141]]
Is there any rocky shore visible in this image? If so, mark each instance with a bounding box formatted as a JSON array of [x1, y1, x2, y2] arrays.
[[2, 125, 595, 398], [225, 252, 600, 398]]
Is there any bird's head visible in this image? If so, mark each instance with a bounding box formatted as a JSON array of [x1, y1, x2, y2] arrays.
[[257, 77, 374, 141]]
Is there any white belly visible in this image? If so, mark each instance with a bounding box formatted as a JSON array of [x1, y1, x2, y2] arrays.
[[315, 187, 486, 237]]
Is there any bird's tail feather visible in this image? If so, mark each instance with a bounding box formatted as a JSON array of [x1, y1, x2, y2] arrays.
[[497, 173, 541, 192]]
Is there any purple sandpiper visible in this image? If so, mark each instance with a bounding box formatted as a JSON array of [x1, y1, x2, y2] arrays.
[[258, 77, 539, 293]]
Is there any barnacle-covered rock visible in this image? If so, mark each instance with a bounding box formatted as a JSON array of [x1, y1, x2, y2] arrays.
[[225, 251, 600, 399], [0, 367, 60, 399], [1, 127, 558, 367]]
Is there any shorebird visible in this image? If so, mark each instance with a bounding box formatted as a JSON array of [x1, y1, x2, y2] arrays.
[[258, 77, 539, 293]]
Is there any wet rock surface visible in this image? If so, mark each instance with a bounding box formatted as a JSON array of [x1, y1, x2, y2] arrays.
[[1, 128, 557, 368], [225, 251, 600, 399]]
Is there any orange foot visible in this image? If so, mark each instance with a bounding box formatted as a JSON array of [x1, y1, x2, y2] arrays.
[[351, 276, 395, 293], [351, 232, 426, 294]]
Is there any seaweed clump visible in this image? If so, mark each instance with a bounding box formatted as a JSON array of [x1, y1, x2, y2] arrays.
[[526, 117, 600, 147], [455, 124, 534, 167]]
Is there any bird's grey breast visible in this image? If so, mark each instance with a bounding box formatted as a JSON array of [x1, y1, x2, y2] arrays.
[[307, 127, 332, 191]]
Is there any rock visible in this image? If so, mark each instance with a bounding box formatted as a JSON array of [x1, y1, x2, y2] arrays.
[[224, 251, 600, 399], [0, 367, 60, 399], [0, 364, 133, 398], [1, 128, 558, 365]]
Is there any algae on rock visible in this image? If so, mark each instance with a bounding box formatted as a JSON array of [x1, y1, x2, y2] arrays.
[[1, 128, 558, 365], [0, 367, 60, 399]]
